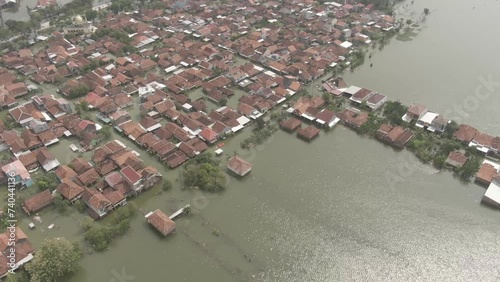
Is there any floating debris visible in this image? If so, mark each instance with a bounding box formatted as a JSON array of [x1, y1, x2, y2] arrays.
[[212, 229, 220, 236]]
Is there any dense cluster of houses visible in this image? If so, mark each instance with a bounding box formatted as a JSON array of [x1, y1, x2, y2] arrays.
[[279, 79, 386, 142], [0, 0, 447, 276], [377, 101, 500, 207], [0, 227, 34, 279], [0, 94, 103, 189], [2, 34, 84, 84], [19, 139, 163, 220], [279, 95, 339, 141], [0, 95, 76, 188], [174, 0, 398, 83], [0, 67, 29, 110], [2, 93, 101, 153], [450, 123, 500, 208], [0, 0, 397, 170], [402, 103, 449, 133], [452, 124, 500, 157], [0, 0, 426, 236]]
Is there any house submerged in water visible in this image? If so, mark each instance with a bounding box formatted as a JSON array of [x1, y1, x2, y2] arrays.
[[227, 156, 252, 177]]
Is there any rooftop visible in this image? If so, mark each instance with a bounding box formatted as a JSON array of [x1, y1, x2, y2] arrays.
[[227, 156, 252, 177], [476, 163, 498, 185], [120, 165, 142, 184], [147, 209, 176, 237], [23, 189, 54, 214]]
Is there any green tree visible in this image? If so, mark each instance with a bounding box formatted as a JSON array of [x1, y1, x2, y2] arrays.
[[54, 193, 68, 213], [110, 219, 130, 236], [358, 113, 383, 136], [37, 180, 50, 190], [68, 85, 91, 99], [28, 11, 43, 37], [109, 0, 134, 13], [84, 226, 112, 251], [219, 97, 227, 106], [80, 216, 94, 231], [322, 92, 332, 105], [350, 50, 366, 69], [5, 268, 30, 282], [433, 155, 446, 169], [212, 67, 224, 77], [459, 157, 480, 181], [0, 28, 12, 43], [186, 152, 220, 166], [26, 238, 82, 282], [383, 100, 407, 126], [0, 211, 9, 232], [182, 153, 226, 192], [83, 204, 136, 251], [74, 200, 87, 213], [35, 173, 59, 191], [443, 120, 459, 139], [437, 139, 461, 157], [297, 88, 309, 97], [5, 20, 32, 37], [255, 117, 266, 130], [99, 125, 112, 141], [82, 60, 100, 73], [85, 10, 98, 21]]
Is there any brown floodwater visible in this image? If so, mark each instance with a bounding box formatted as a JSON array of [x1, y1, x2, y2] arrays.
[[2, 0, 500, 281]]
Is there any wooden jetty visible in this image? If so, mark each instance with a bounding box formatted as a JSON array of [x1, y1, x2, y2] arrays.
[[144, 204, 190, 220]]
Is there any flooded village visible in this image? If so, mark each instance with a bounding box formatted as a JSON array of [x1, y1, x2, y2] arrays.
[[0, 0, 499, 280]]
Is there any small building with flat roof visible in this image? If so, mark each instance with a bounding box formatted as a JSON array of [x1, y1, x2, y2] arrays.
[[483, 179, 500, 208]]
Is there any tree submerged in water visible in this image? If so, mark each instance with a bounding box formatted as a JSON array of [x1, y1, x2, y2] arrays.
[[26, 238, 82, 282], [83, 204, 137, 251], [182, 153, 226, 192]]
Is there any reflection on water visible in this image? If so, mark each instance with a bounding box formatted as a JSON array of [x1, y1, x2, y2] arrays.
[[344, 0, 500, 135], [2, 0, 74, 21], [5, 0, 500, 281]]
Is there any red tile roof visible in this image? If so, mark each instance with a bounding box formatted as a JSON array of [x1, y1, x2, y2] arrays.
[[407, 103, 427, 116], [199, 128, 218, 142], [475, 163, 497, 185], [120, 165, 142, 184], [23, 189, 54, 214], [104, 171, 124, 187], [227, 156, 252, 176], [297, 125, 320, 141], [57, 180, 84, 202], [280, 117, 302, 132], [453, 124, 478, 143], [446, 151, 468, 167], [54, 165, 77, 181], [147, 209, 176, 236]]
